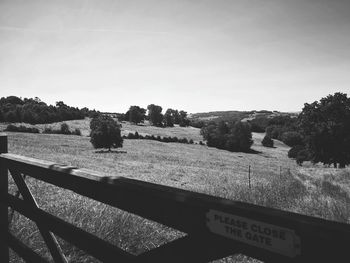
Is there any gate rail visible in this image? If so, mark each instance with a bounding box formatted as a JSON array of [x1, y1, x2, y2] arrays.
[[0, 134, 350, 262]]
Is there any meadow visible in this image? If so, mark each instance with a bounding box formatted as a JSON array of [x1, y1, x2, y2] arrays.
[[2, 119, 349, 262]]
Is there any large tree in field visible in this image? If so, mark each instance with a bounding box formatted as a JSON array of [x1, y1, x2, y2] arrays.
[[163, 108, 175, 127], [126, 106, 146, 124], [298, 92, 350, 168], [90, 115, 123, 151], [147, 104, 163, 127]]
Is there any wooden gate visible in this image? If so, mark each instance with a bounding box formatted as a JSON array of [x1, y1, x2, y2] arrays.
[[0, 134, 350, 262]]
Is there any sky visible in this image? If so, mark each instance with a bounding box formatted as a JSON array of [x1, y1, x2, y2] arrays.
[[0, 0, 349, 113]]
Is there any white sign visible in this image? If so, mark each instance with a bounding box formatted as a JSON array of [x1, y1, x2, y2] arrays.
[[206, 210, 301, 258]]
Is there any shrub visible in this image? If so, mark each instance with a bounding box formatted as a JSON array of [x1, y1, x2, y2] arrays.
[[179, 138, 189, 144], [127, 133, 135, 139], [60, 123, 71, 135], [296, 149, 310, 166], [288, 145, 305, 159], [5, 124, 19, 132], [5, 124, 39, 133], [73, 128, 82, 136], [189, 120, 205, 129], [281, 131, 304, 147], [201, 121, 252, 152], [249, 117, 269, 133], [43, 127, 53, 134], [27, 127, 39, 133], [122, 132, 194, 145], [199, 141, 204, 145], [262, 135, 274, 147]]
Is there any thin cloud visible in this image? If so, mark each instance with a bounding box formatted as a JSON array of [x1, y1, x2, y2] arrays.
[[0, 25, 170, 35]]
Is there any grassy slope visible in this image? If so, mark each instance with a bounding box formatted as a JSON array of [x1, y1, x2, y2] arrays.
[[122, 121, 204, 142], [5, 123, 297, 196], [0, 118, 203, 141], [189, 110, 299, 123], [2, 119, 349, 262]]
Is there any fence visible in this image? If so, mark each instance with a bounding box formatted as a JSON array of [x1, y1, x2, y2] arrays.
[[0, 134, 350, 262]]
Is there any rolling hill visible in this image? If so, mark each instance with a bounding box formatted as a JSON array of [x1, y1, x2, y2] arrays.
[[2, 118, 349, 262]]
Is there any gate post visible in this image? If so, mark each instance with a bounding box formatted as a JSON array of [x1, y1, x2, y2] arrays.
[[0, 134, 9, 262]]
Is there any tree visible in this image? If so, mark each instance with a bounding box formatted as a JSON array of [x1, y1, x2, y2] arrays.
[[0, 96, 91, 124], [126, 106, 146, 124], [90, 115, 123, 151], [229, 121, 253, 152], [163, 109, 175, 127], [265, 116, 298, 140], [262, 135, 274, 147], [281, 131, 304, 147], [296, 149, 310, 166], [1, 96, 24, 105], [298, 92, 350, 168], [60, 123, 71, 134], [173, 110, 180, 124], [147, 104, 163, 127], [288, 145, 305, 159], [200, 121, 253, 152], [248, 117, 269, 133], [179, 110, 190, 127]]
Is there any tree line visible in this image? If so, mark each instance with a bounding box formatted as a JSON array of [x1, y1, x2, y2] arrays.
[[6, 93, 347, 167], [83, 92, 350, 167], [0, 96, 98, 124], [255, 92, 350, 168], [5, 123, 81, 136], [121, 104, 190, 127], [124, 131, 197, 145]]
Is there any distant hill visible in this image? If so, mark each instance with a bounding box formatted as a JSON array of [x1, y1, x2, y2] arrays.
[[189, 110, 299, 123]]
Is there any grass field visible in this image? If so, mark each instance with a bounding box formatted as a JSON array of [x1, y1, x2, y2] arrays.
[[2, 119, 349, 262]]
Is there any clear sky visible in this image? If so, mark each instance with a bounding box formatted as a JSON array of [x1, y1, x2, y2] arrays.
[[1, 0, 349, 113]]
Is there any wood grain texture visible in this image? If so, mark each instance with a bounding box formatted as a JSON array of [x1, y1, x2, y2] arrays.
[[1, 152, 350, 262]]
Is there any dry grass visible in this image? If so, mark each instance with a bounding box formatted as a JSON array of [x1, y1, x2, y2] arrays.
[[0, 118, 203, 141], [121, 121, 203, 142], [3, 119, 350, 262], [0, 118, 91, 136]]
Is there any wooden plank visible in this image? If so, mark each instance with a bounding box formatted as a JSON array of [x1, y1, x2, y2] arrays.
[[8, 232, 49, 263], [137, 234, 288, 263], [1, 153, 350, 262], [0, 135, 7, 154], [9, 169, 68, 263], [0, 134, 9, 262], [6, 194, 135, 263], [136, 235, 237, 263]]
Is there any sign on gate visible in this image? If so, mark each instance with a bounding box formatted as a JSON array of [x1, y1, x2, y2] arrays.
[[206, 210, 301, 258]]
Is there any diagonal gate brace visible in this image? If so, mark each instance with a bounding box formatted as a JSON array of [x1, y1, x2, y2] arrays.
[[9, 168, 68, 263]]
